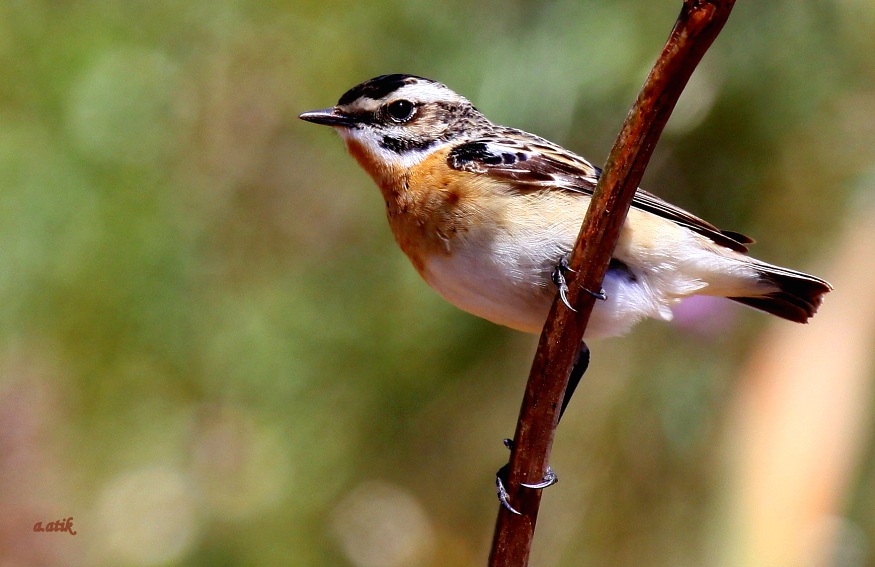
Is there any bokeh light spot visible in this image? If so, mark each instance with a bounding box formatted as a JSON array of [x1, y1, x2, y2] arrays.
[[330, 481, 436, 567], [95, 466, 197, 565]]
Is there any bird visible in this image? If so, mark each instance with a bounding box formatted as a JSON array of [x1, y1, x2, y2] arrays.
[[300, 74, 832, 340], [300, 74, 833, 514]]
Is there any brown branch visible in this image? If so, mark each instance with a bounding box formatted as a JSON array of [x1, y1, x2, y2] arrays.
[[487, 1, 737, 566]]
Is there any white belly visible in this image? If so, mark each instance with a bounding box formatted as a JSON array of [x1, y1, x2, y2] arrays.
[[419, 231, 680, 339], [422, 239, 557, 335]]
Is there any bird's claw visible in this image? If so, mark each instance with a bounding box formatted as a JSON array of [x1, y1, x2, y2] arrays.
[[495, 439, 559, 514], [520, 467, 558, 489], [586, 287, 608, 301], [495, 464, 522, 515], [552, 256, 607, 310], [552, 259, 576, 312]]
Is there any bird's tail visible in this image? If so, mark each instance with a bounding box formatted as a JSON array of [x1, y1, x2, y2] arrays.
[[728, 262, 832, 323]]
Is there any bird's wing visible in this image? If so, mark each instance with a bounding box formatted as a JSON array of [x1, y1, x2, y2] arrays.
[[447, 135, 753, 253]]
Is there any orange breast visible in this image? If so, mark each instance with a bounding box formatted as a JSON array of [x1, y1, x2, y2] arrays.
[[345, 141, 486, 275]]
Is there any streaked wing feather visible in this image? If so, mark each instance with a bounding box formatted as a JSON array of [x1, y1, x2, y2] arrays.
[[447, 136, 752, 253]]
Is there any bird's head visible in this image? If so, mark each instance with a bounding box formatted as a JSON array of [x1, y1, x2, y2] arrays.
[[300, 74, 487, 170]]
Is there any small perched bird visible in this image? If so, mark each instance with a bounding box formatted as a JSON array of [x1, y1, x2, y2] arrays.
[[301, 74, 833, 513], [300, 74, 831, 338]]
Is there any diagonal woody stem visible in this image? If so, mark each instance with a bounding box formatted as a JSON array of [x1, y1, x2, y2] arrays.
[[487, 2, 737, 565]]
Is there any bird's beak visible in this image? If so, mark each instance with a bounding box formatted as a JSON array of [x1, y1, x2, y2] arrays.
[[299, 107, 356, 127]]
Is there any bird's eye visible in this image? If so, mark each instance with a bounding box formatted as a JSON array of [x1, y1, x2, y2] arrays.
[[386, 99, 415, 122]]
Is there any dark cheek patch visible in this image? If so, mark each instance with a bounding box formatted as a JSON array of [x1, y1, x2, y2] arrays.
[[379, 114, 450, 154], [380, 135, 436, 153]]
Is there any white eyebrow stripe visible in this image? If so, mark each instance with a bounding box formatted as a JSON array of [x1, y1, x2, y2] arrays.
[[339, 83, 462, 112], [346, 98, 382, 113], [388, 83, 470, 105]]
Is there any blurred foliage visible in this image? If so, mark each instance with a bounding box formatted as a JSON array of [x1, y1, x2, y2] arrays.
[[0, 1, 873, 566]]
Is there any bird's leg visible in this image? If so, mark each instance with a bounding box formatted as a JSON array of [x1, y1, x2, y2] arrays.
[[495, 342, 591, 514], [552, 256, 607, 311], [559, 341, 589, 422]]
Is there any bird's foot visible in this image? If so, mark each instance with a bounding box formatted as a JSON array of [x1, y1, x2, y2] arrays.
[[495, 438, 558, 515], [552, 255, 607, 310]]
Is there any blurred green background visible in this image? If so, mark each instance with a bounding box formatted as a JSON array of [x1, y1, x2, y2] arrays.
[[2, 1, 874, 566]]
